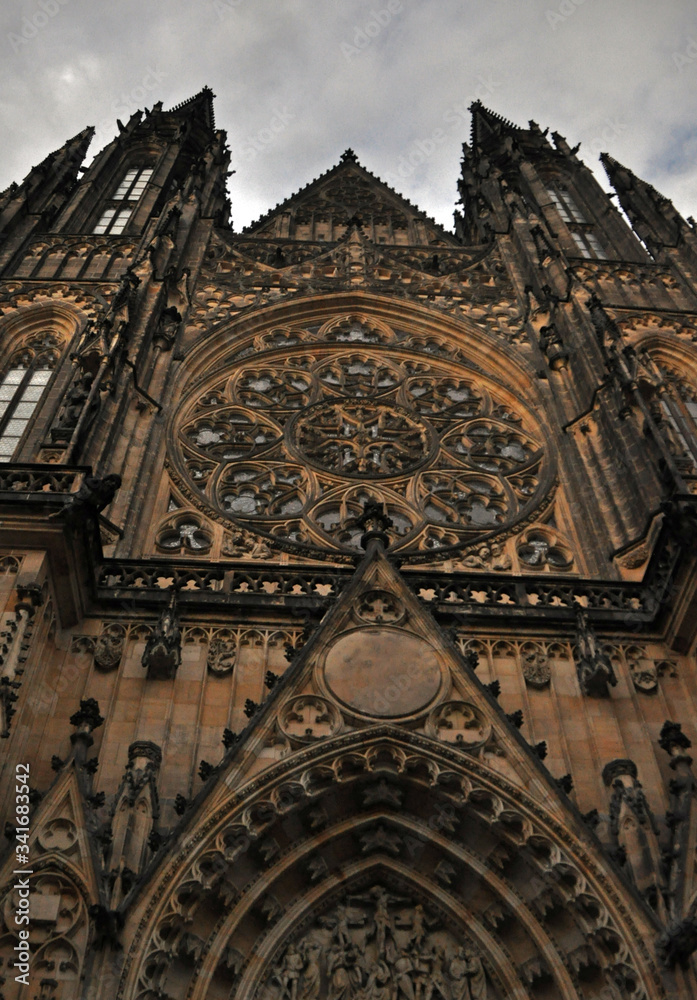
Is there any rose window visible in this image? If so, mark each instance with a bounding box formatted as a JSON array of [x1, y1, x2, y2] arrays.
[[172, 319, 551, 559], [293, 402, 432, 477]]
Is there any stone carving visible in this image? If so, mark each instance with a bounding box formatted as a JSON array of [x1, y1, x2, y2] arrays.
[[207, 636, 237, 675], [355, 589, 405, 624], [519, 643, 551, 688], [257, 884, 488, 1000], [427, 701, 491, 748], [173, 335, 548, 560], [50, 373, 98, 443], [37, 817, 79, 855], [278, 696, 341, 743], [574, 610, 616, 697], [222, 528, 274, 559], [0, 872, 88, 996], [142, 592, 181, 679], [53, 472, 122, 523], [624, 646, 658, 693], [93, 623, 126, 672]]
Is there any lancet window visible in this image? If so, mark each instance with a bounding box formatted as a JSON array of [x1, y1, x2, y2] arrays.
[[655, 362, 697, 471], [546, 183, 606, 259], [94, 166, 154, 235], [0, 334, 61, 459]]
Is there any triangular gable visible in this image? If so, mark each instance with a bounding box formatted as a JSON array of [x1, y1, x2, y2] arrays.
[[0, 765, 100, 903], [181, 540, 582, 829], [244, 151, 459, 247]]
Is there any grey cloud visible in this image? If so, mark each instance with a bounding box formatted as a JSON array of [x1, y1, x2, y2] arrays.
[[1, 0, 696, 229]]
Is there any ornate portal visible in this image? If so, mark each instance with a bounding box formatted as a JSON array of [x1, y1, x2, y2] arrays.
[[172, 318, 550, 559], [256, 882, 488, 1000]]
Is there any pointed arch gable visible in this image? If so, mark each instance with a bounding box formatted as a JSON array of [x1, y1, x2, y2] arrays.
[[119, 728, 665, 1000]]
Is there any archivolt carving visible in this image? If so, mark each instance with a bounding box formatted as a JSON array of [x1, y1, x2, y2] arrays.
[[122, 732, 661, 1000], [171, 318, 552, 560]]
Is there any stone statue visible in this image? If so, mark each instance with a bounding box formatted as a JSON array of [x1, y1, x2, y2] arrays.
[[393, 950, 416, 999], [51, 373, 96, 441], [466, 951, 487, 1000], [361, 960, 391, 1000], [298, 942, 321, 1000], [142, 591, 182, 679], [52, 472, 122, 523], [449, 948, 471, 1000], [574, 609, 617, 697]]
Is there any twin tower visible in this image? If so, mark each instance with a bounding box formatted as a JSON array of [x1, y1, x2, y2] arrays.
[[0, 90, 697, 999]]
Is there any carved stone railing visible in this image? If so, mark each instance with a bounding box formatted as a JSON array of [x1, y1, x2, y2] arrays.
[[406, 533, 679, 625], [93, 534, 681, 625], [0, 462, 88, 495], [97, 560, 347, 608]]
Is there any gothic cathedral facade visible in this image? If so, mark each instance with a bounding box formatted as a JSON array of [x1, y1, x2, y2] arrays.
[[0, 90, 696, 1000]]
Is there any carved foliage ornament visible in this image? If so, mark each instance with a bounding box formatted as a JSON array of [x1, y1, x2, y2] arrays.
[[172, 317, 550, 560]]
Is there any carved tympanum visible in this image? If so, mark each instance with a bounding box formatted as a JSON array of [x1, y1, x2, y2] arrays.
[[255, 883, 488, 1000]]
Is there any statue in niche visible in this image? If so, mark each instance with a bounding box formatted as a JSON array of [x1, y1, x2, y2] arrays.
[[51, 373, 98, 443]]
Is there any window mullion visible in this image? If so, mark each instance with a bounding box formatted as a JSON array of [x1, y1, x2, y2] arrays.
[[0, 368, 32, 440]]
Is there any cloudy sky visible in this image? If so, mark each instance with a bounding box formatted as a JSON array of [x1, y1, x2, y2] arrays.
[[1, 0, 696, 232]]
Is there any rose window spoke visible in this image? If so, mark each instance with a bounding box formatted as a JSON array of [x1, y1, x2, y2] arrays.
[[235, 369, 311, 409]]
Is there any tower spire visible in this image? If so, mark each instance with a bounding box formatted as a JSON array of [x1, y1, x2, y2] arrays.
[[601, 152, 691, 258]]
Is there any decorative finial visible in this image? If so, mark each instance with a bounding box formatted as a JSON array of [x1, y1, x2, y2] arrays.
[[357, 500, 393, 550]]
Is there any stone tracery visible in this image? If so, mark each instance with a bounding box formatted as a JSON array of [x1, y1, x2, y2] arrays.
[[172, 317, 550, 558]]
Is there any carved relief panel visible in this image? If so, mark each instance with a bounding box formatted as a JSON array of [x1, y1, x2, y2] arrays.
[[255, 881, 490, 1000]]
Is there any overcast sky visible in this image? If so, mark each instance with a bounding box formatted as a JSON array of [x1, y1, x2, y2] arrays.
[[1, 0, 696, 232]]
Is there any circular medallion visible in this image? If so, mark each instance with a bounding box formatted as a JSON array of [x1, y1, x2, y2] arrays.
[[292, 401, 432, 477], [323, 628, 442, 718]]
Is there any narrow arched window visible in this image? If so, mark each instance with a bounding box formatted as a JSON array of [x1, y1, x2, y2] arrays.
[[546, 184, 606, 260], [0, 336, 60, 459], [94, 166, 153, 235], [652, 362, 697, 472]]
